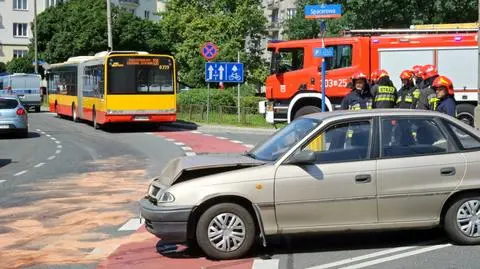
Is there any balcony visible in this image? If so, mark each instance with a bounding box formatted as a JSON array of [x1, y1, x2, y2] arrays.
[[119, 0, 139, 9], [269, 21, 281, 30], [267, 0, 279, 9]]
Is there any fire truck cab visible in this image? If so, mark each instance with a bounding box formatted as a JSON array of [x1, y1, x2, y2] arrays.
[[259, 25, 479, 126]]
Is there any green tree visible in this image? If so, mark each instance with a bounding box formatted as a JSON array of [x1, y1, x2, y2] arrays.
[[160, 0, 268, 88], [0, 62, 6, 73], [6, 57, 34, 74], [283, 0, 479, 40], [32, 0, 170, 64]]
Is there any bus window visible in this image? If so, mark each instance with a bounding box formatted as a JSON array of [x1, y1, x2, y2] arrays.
[[107, 56, 174, 94]]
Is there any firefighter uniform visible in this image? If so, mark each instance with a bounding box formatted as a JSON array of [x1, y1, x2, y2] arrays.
[[416, 65, 439, 111], [370, 70, 397, 108], [396, 70, 419, 109], [433, 76, 456, 117]]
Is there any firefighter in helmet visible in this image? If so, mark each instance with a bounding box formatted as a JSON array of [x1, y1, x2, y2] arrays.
[[412, 65, 424, 88], [396, 70, 418, 109], [369, 70, 379, 88], [370, 69, 397, 108], [341, 72, 373, 110], [416, 64, 439, 110], [432, 76, 456, 117]]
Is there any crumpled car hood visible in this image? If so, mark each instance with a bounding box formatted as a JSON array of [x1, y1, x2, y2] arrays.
[[157, 153, 267, 186]]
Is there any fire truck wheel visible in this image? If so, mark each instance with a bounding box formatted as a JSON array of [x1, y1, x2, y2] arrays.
[[294, 106, 321, 119], [456, 104, 475, 127]]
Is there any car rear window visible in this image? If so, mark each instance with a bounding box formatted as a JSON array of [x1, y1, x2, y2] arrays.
[[0, 98, 18, 109]]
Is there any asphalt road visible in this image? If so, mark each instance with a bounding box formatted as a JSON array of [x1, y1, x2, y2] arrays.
[[1, 112, 480, 269]]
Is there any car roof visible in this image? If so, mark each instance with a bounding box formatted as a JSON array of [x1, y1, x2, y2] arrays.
[[303, 109, 448, 121]]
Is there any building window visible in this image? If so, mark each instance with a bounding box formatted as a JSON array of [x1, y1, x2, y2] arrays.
[[46, 0, 63, 8], [271, 8, 279, 23], [286, 8, 296, 19], [144, 10, 150, 19], [13, 0, 28, 10], [13, 23, 28, 37], [13, 49, 28, 58]]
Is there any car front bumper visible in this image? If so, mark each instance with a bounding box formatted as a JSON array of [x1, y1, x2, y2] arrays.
[[140, 198, 193, 243]]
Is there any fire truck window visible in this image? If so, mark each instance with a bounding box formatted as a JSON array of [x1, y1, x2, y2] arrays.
[[278, 48, 304, 73], [326, 45, 352, 70]]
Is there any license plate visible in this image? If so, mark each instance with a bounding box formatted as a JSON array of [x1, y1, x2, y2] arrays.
[[0, 125, 10, 129], [134, 116, 149, 121]]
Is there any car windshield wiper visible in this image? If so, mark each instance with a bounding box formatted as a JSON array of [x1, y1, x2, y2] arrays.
[[243, 151, 256, 159]]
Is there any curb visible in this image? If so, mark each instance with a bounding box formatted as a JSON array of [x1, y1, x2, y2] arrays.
[[169, 121, 278, 134]]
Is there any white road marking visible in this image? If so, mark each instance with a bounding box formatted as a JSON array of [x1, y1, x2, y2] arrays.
[[118, 218, 144, 231], [337, 244, 451, 269], [144, 132, 153, 135], [55, 141, 60, 144], [86, 244, 120, 259], [191, 131, 202, 134], [203, 134, 213, 136], [34, 163, 45, 168], [185, 152, 196, 156], [244, 144, 255, 148], [165, 138, 175, 142], [0, 180, 6, 184], [181, 146, 193, 151], [57, 145, 62, 149], [174, 142, 185, 146], [252, 259, 280, 269], [14, 170, 27, 176], [46, 134, 52, 137], [231, 140, 243, 144], [56, 150, 61, 154], [50, 137, 57, 141], [217, 136, 227, 140], [306, 246, 418, 269], [40, 131, 46, 135], [48, 155, 56, 160], [36, 129, 41, 132]]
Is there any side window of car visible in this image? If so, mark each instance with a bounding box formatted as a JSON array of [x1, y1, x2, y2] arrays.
[[446, 123, 480, 150], [381, 118, 450, 158], [302, 120, 371, 163]]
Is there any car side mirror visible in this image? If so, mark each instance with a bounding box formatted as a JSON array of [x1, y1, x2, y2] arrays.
[[290, 150, 316, 165]]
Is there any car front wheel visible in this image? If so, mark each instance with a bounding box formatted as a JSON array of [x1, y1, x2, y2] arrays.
[[445, 196, 480, 244], [195, 203, 256, 260]]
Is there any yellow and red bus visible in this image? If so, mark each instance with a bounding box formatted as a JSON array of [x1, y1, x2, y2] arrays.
[[46, 51, 176, 128]]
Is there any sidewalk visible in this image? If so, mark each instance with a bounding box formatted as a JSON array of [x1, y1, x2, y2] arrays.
[[170, 121, 279, 134]]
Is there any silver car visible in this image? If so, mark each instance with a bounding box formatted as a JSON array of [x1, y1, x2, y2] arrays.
[[0, 95, 28, 137], [141, 109, 480, 260]]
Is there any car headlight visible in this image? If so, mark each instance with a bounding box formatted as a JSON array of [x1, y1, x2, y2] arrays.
[[158, 192, 175, 203]]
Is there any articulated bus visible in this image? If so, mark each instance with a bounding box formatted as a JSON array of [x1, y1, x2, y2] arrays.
[[46, 51, 176, 128]]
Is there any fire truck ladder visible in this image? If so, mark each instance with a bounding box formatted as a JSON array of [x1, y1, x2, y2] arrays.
[[343, 28, 478, 36]]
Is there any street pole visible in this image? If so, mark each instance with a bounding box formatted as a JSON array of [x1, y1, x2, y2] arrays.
[[207, 83, 210, 122], [320, 20, 326, 112], [475, 0, 480, 128], [106, 0, 113, 50], [34, 0, 38, 74], [237, 51, 241, 122]]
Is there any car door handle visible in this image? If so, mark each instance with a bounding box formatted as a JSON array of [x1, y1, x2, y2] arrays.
[[355, 174, 371, 183], [440, 167, 456, 176]]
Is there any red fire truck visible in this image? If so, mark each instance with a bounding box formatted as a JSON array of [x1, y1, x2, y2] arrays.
[[259, 24, 479, 126]]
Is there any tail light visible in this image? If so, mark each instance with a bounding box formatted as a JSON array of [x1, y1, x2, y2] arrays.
[[17, 108, 26, 116]]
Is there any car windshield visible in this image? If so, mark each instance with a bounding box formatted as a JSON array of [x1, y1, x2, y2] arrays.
[[0, 98, 18, 109], [248, 118, 320, 162]]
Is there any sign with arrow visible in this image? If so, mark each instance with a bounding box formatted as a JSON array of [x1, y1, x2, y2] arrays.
[[313, 47, 334, 58], [205, 62, 244, 83]]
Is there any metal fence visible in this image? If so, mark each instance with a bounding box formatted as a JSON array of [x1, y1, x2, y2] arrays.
[[177, 104, 266, 126]]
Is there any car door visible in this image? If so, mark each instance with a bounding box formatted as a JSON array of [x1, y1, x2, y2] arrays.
[[377, 116, 467, 223], [274, 118, 378, 232]]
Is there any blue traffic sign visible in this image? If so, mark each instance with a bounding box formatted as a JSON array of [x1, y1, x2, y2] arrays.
[[205, 62, 244, 83], [313, 47, 334, 58], [305, 4, 342, 19], [201, 42, 218, 60]]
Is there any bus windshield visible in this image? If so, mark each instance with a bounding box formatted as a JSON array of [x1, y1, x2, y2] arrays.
[[107, 56, 174, 94]]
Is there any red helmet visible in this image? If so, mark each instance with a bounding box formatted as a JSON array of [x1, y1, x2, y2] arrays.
[[412, 65, 423, 77], [377, 69, 389, 78], [352, 72, 368, 80], [432, 76, 454, 95], [400, 70, 414, 80], [370, 70, 379, 82], [422, 64, 438, 80]]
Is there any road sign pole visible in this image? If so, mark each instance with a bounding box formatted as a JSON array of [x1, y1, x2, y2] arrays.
[[237, 52, 241, 123], [475, 0, 480, 128], [207, 83, 210, 123], [321, 59, 326, 112]]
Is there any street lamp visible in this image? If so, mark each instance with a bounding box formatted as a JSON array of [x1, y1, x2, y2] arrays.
[[106, 0, 113, 51], [476, 0, 480, 128], [34, 0, 38, 74]]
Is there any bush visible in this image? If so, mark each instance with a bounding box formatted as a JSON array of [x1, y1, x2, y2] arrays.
[[178, 88, 236, 108], [241, 96, 265, 112]]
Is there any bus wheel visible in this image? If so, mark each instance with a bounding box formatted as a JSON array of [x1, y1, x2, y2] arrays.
[[93, 109, 100, 129], [457, 104, 475, 127], [35, 106, 41, 113], [72, 104, 78, 122]]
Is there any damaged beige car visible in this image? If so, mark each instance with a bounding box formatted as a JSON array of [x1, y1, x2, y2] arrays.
[[141, 109, 480, 260]]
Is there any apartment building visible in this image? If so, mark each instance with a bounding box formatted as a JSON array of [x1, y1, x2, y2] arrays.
[[0, 0, 160, 64]]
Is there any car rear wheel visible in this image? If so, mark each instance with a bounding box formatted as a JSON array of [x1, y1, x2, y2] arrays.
[[195, 203, 256, 260], [35, 106, 41, 113], [72, 104, 78, 122], [92, 109, 100, 129], [444, 196, 480, 244]]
